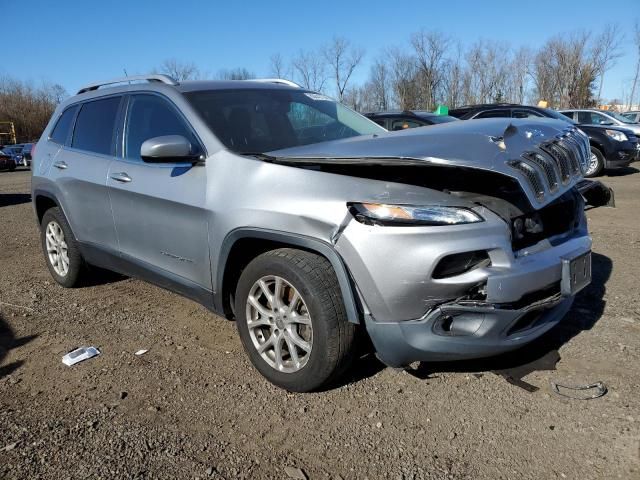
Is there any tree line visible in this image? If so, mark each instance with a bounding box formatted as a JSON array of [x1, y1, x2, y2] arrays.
[[157, 25, 634, 113], [2, 23, 637, 144], [0, 77, 67, 144]]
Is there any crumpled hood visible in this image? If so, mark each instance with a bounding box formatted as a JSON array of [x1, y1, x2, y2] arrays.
[[268, 118, 589, 207]]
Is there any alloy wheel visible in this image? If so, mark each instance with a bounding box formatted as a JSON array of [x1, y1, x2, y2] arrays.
[[585, 152, 599, 176], [245, 275, 313, 373], [45, 220, 69, 277]]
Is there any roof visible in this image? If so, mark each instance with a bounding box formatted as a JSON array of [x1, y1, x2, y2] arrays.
[[365, 110, 443, 118], [176, 79, 304, 93]]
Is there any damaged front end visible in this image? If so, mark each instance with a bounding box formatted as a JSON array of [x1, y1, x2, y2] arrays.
[[265, 118, 598, 366]]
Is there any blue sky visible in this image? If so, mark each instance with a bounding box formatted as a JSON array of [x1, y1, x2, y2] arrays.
[[7, 0, 639, 101]]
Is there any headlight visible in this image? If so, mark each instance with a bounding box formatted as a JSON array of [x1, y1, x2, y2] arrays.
[[349, 202, 484, 226], [605, 129, 628, 142]]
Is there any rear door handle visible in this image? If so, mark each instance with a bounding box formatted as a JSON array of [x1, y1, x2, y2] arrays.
[[53, 161, 68, 170], [110, 172, 132, 183]]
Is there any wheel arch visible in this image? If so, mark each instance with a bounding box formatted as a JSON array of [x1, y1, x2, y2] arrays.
[[215, 228, 361, 324], [33, 189, 60, 225]]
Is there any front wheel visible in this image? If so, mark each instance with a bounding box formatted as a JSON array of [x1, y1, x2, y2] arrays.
[[585, 147, 605, 177], [235, 248, 356, 392]]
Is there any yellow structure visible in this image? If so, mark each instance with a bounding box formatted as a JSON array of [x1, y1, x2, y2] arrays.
[[0, 121, 17, 145]]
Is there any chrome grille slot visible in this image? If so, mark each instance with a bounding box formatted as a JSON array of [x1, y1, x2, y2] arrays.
[[525, 152, 559, 192], [541, 143, 572, 184], [508, 160, 545, 200], [509, 127, 589, 202]]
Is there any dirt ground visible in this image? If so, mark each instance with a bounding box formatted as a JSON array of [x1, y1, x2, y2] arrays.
[[0, 167, 639, 480]]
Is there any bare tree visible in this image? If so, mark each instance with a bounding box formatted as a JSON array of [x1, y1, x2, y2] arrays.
[[217, 68, 255, 80], [367, 58, 392, 110], [323, 37, 365, 101], [292, 50, 328, 92], [269, 53, 289, 79], [385, 47, 419, 110], [410, 30, 450, 109], [593, 24, 623, 102], [156, 58, 200, 81]]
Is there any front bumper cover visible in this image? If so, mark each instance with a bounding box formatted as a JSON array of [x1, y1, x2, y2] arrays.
[[366, 293, 574, 367]]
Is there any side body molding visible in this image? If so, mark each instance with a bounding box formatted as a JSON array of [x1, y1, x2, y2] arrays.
[[216, 228, 362, 324]]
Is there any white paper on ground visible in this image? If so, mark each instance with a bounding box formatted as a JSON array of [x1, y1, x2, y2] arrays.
[[62, 346, 100, 366], [134, 349, 148, 356]]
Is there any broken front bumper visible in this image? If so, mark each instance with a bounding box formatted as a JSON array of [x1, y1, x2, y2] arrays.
[[336, 207, 592, 367], [364, 294, 574, 367]]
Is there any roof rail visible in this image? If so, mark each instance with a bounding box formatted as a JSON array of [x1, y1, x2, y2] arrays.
[[249, 78, 301, 88], [77, 74, 179, 95]]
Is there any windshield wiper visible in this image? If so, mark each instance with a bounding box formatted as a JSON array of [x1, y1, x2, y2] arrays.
[[237, 152, 277, 162]]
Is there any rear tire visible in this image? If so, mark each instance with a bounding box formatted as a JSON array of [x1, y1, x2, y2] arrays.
[[235, 248, 356, 392], [40, 207, 87, 287], [585, 146, 605, 177]]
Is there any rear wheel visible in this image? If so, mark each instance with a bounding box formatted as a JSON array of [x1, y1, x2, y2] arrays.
[[40, 207, 87, 287], [585, 146, 605, 177], [235, 248, 356, 392]]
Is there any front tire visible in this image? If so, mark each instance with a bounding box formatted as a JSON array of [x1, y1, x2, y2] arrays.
[[40, 207, 86, 287], [235, 248, 356, 392], [585, 146, 605, 177]]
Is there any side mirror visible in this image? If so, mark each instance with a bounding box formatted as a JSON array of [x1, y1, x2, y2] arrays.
[[140, 135, 199, 164]]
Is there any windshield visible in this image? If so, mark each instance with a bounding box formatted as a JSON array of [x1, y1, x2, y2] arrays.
[[185, 89, 386, 154], [606, 110, 635, 124]]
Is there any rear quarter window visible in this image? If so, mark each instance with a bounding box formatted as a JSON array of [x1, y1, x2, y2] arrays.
[[49, 105, 78, 145], [72, 96, 122, 155]]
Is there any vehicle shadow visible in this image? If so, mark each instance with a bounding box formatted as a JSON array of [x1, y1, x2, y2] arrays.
[[338, 252, 612, 390], [0, 312, 37, 379], [605, 166, 639, 177], [82, 266, 127, 287], [0, 193, 31, 207]]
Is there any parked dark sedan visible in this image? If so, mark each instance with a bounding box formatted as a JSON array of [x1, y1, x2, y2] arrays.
[[0, 150, 16, 171], [448, 104, 639, 177], [1, 145, 25, 168], [365, 110, 459, 130]]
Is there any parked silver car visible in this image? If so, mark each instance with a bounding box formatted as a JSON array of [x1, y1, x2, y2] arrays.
[[622, 111, 640, 123], [560, 108, 640, 135], [32, 75, 594, 391]]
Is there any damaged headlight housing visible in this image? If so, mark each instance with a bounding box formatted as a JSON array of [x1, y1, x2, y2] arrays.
[[349, 203, 484, 226]]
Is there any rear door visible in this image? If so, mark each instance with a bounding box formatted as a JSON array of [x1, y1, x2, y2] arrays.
[[107, 93, 211, 289], [48, 96, 121, 252]]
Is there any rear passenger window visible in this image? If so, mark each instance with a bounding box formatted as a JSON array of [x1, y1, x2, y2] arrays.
[[125, 94, 199, 160], [49, 106, 78, 145], [72, 97, 121, 155], [391, 119, 423, 130], [475, 109, 510, 119], [513, 109, 543, 118]]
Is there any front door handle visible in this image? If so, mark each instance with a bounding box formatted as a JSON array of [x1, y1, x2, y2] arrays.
[[53, 161, 68, 170], [110, 172, 132, 183]]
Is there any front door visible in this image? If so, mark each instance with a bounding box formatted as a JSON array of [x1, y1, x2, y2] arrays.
[[107, 93, 212, 290]]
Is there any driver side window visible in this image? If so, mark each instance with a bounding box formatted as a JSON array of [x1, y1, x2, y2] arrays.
[[125, 94, 199, 160]]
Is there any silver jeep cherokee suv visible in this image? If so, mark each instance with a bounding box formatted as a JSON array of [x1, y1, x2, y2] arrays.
[[33, 74, 593, 392]]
